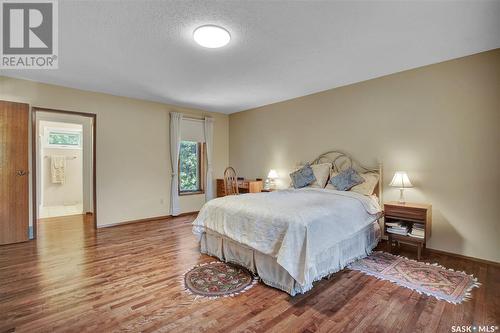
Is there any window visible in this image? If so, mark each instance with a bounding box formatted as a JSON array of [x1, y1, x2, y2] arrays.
[[179, 141, 205, 195], [46, 129, 82, 149]]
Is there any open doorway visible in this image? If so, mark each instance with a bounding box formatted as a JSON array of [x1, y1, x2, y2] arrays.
[[39, 121, 84, 218], [32, 108, 96, 238]]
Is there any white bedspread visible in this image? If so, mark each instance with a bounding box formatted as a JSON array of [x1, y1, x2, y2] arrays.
[[192, 188, 382, 289]]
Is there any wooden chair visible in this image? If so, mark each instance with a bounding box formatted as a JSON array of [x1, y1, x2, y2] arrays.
[[224, 167, 239, 195]]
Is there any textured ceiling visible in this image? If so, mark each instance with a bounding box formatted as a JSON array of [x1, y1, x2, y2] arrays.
[[3, 1, 500, 114]]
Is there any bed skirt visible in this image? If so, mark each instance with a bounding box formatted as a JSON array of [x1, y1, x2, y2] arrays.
[[199, 221, 381, 296]]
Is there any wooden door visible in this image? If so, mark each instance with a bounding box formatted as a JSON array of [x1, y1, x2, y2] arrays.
[[0, 101, 29, 245]]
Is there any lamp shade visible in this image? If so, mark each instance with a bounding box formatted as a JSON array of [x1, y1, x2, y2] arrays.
[[389, 171, 413, 188], [267, 169, 279, 179]]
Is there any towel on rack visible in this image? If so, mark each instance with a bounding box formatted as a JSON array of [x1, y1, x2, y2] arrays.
[[51, 155, 66, 184]]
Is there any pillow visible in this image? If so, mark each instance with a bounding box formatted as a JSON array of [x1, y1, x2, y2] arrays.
[[289, 164, 316, 188], [350, 172, 379, 196], [290, 163, 331, 188], [325, 171, 338, 190], [308, 163, 332, 188], [329, 167, 365, 191]]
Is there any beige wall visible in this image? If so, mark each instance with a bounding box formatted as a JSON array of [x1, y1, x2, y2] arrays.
[[0, 76, 229, 227], [229, 49, 500, 262]]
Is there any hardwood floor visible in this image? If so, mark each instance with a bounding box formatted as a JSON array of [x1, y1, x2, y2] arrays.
[[0, 214, 498, 333]]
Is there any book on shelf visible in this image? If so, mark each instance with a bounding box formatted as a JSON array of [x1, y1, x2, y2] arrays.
[[387, 230, 409, 236], [409, 224, 425, 238], [410, 227, 424, 234], [386, 225, 410, 235], [387, 226, 406, 230], [385, 220, 426, 238]]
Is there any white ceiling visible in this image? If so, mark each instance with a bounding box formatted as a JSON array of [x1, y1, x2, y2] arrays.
[[3, 1, 500, 114]]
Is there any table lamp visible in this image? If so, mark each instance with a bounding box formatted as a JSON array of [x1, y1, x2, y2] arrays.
[[389, 171, 413, 204], [267, 169, 279, 189]]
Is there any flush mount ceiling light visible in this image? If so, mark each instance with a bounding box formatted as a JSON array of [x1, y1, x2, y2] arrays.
[[193, 25, 231, 48]]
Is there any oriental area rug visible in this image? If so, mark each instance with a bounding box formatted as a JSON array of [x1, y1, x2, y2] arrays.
[[348, 251, 479, 304]]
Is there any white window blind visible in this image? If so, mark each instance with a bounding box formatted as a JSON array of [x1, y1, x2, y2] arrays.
[[181, 118, 205, 142]]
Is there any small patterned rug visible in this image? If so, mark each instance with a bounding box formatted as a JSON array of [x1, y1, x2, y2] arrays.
[[183, 262, 257, 298], [348, 251, 480, 304]]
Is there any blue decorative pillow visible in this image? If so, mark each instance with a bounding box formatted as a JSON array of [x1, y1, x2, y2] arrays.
[[290, 164, 317, 189], [329, 167, 365, 191]]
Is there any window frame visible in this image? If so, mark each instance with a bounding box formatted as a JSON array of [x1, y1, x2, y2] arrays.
[[45, 127, 83, 149], [178, 141, 205, 196]]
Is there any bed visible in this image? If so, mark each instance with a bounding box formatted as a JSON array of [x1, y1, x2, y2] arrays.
[[192, 151, 383, 295]]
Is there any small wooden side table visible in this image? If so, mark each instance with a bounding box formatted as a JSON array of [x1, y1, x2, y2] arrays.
[[216, 179, 263, 197], [384, 201, 432, 260]]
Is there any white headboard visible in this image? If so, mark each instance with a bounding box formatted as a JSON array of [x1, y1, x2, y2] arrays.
[[309, 150, 383, 200]]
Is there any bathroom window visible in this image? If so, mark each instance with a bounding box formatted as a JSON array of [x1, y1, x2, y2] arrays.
[[46, 129, 82, 149]]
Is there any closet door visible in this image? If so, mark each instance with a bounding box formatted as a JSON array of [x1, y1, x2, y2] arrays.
[[0, 100, 29, 245]]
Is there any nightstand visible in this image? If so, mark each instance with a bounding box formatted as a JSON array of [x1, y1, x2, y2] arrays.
[[384, 201, 432, 260]]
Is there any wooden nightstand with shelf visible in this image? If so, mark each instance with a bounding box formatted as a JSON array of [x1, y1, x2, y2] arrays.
[[384, 201, 432, 260]]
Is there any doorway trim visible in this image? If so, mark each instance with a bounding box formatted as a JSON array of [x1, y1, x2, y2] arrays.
[[31, 107, 97, 237]]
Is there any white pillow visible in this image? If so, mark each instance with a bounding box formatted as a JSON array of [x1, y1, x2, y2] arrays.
[[326, 171, 379, 196], [291, 163, 331, 188], [350, 172, 379, 196], [310, 163, 332, 188]]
